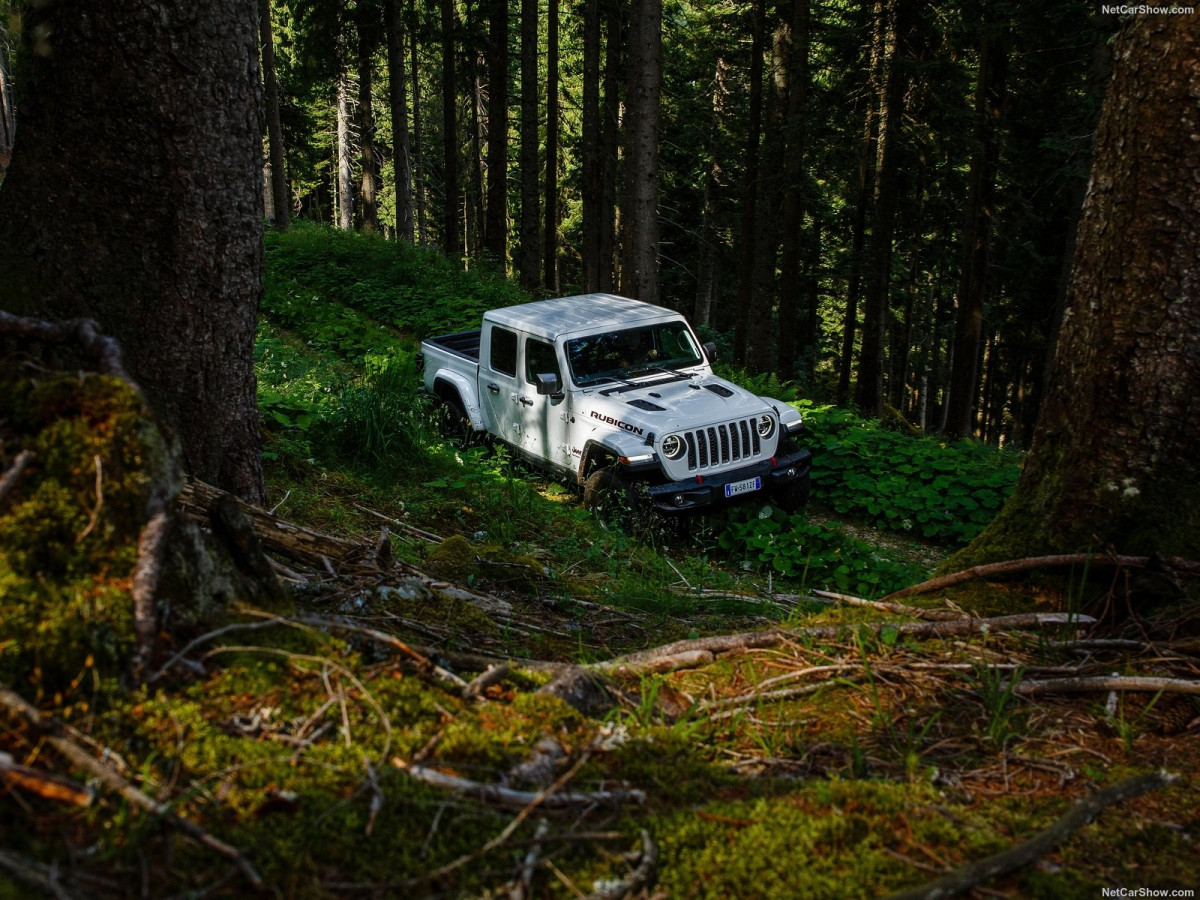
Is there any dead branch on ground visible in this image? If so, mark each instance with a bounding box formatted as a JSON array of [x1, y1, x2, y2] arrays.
[[0, 309, 134, 384], [882, 554, 1200, 603], [1008, 674, 1200, 697], [884, 771, 1179, 900], [0, 449, 33, 508], [586, 830, 659, 900]]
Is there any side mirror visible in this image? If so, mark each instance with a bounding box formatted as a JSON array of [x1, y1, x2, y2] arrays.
[[535, 373, 562, 396], [703, 341, 718, 362]]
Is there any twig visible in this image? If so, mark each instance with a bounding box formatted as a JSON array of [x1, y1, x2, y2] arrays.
[[0, 449, 34, 508], [268, 488, 291, 515], [808, 589, 965, 621], [393, 759, 646, 810], [148, 618, 291, 683], [882, 554, 1200, 602], [352, 501, 443, 542], [0, 684, 263, 889], [665, 556, 692, 590], [362, 756, 384, 837], [591, 613, 1096, 677], [0, 751, 94, 806], [509, 818, 550, 900], [586, 830, 659, 900], [1007, 675, 1200, 697], [463, 662, 511, 701], [884, 771, 1179, 900], [73, 455, 105, 542], [0, 848, 82, 900]]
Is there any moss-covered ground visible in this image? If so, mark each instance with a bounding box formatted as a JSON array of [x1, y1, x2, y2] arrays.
[[3, 226, 1198, 898]]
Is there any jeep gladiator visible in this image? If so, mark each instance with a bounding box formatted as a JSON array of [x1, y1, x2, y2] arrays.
[[418, 294, 812, 514]]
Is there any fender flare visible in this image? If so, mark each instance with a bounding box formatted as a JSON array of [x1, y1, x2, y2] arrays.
[[432, 370, 485, 432]]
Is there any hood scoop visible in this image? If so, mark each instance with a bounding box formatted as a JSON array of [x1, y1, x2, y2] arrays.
[[703, 383, 735, 398], [627, 398, 665, 411]]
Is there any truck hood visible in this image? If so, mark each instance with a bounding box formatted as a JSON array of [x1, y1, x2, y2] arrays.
[[578, 373, 777, 440]]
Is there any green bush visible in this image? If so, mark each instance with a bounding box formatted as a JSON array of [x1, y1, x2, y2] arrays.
[[799, 404, 1021, 544]]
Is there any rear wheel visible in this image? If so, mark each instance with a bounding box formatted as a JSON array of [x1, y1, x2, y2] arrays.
[[434, 386, 477, 446]]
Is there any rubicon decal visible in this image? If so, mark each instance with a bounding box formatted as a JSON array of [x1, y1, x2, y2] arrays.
[[589, 410, 644, 435]]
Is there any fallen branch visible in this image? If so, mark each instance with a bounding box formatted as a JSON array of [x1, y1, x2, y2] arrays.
[[586, 829, 658, 900], [882, 554, 1200, 603], [884, 771, 1179, 900], [807, 589, 965, 621], [1008, 675, 1200, 698], [393, 759, 646, 810], [0, 684, 263, 890], [0, 751, 94, 806], [592, 613, 1095, 677], [0, 449, 33, 508], [463, 662, 511, 701], [0, 848, 82, 900], [0, 309, 133, 384]]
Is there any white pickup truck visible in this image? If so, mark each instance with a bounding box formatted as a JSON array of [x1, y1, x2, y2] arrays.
[[417, 294, 811, 514]]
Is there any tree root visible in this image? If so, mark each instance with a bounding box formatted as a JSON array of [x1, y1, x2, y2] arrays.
[[0, 309, 133, 384], [884, 771, 1179, 900]]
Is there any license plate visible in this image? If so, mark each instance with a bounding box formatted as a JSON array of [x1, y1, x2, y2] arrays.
[[725, 476, 762, 498]]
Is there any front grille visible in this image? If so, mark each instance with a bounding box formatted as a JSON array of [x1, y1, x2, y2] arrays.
[[682, 417, 764, 471]]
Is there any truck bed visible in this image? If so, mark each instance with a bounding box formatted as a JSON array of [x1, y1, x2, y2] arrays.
[[424, 330, 481, 361]]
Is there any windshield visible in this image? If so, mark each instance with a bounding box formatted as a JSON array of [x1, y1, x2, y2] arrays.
[[566, 322, 704, 386]]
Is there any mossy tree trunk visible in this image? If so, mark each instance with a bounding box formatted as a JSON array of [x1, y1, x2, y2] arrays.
[[0, 0, 267, 505], [953, 15, 1200, 569]]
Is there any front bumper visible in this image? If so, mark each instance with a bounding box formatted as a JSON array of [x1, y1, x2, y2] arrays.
[[643, 448, 813, 513]]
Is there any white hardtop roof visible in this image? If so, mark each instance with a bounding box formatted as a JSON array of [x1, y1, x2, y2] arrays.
[[484, 293, 683, 341]]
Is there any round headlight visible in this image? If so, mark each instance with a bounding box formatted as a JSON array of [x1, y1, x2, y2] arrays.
[[758, 414, 776, 439], [662, 434, 686, 460]]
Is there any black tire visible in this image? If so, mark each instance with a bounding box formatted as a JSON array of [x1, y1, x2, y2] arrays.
[[434, 386, 477, 446], [583, 465, 645, 527], [776, 476, 810, 513]]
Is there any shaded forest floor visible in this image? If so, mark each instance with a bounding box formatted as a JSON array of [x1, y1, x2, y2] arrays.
[[3, 227, 1198, 898]]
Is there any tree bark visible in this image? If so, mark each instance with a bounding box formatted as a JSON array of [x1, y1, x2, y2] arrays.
[[411, 5, 428, 244], [618, 0, 662, 304], [485, 0, 508, 262], [441, 0, 460, 257], [854, 0, 913, 415], [693, 56, 728, 329], [385, 0, 413, 242], [733, 0, 766, 364], [954, 16, 1200, 567], [518, 0, 540, 289], [0, 0, 267, 504], [358, 3, 382, 233], [581, 0, 602, 292], [259, 0, 290, 231], [543, 0, 560, 291], [336, 70, 355, 231], [598, 0, 623, 293], [776, 0, 811, 380], [944, 20, 1008, 438]]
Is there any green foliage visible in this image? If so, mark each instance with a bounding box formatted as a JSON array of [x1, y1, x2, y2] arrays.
[[799, 403, 1022, 545], [715, 506, 923, 597]]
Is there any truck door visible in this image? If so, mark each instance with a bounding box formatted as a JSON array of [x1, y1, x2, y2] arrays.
[[480, 324, 521, 445], [520, 337, 571, 470]]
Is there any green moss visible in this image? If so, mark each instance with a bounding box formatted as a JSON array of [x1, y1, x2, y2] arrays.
[[423, 533, 479, 582], [0, 368, 173, 688]]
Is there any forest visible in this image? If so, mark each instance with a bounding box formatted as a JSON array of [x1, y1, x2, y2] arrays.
[[0, 1, 1199, 898]]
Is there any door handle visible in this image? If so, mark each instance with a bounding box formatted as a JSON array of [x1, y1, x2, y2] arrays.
[[519, 397, 534, 406], [486, 383, 500, 394]]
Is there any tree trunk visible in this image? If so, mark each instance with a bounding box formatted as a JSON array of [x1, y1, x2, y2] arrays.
[[543, 0, 560, 291], [854, 0, 913, 415], [485, 0, 508, 262], [694, 56, 728, 329], [776, 0, 810, 380], [0, 0, 267, 504], [733, 0, 767, 363], [944, 21, 1008, 438], [581, 0, 602, 292], [411, 7, 428, 244], [336, 71, 355, 231], [259, 0, 290, 231], [386, 0, 413, 242], [467, 45, 485, 255], [598, 0, 623, 293], [618, 0, 661, 303], [954, 16, 1200, 567], [518, 0, 540, 289], [441, 0, 460, 257], [358, 5, 381, 233]]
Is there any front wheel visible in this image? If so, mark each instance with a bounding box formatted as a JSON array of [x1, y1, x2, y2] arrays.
[[583, 466, 647, 529]]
